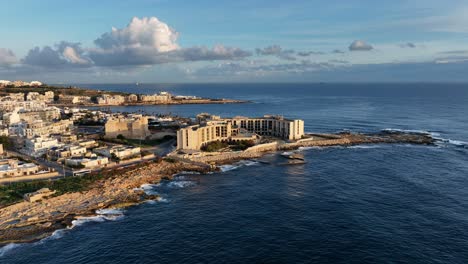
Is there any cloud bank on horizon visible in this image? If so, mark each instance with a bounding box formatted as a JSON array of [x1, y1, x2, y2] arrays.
[[1, 0, 468, 83]]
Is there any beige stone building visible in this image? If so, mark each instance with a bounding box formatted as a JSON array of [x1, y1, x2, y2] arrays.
[[18, 119, 73, 138], [104, 114, 150, 139], [177, 114, 304, 150], [139, 92, 171, 103], [94, 145, 141, 160], [0, 159, 41, 178], [96, 94, 125, 105], [65, 156, 109, 168]]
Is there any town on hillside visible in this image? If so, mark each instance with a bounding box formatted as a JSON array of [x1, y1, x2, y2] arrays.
[[0, 80, 307, 186]]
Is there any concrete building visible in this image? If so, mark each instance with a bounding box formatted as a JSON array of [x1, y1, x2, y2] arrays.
[[24, 137, 60, 156], [96, 94, 125, 105], [139, 92, 171, 103], [0, 100, 45, 113], [94, 145, 141, 160], [126, 94, 138, 103], [0, 159, 41, 178], [0, 80, 11, 87], [65, 156, 109, 169], [59, 95, 91, 105], [17, 119, 73, 138], [24, 188, 56, 202], [104, 114, 150, 139], [29, 81, 43, 87], [177, 114, 304, 150], [48, 145, 87, 160]]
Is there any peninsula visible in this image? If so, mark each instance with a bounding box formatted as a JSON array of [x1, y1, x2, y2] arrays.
[[0, 80, 246, 107], [0, 89, 436, 246]]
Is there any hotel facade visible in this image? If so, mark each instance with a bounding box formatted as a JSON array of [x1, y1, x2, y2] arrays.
[[177, 115, 304, 150]]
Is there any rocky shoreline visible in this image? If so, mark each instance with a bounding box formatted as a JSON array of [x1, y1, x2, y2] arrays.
[[0, 130, 436, 247], [0, 160, 212, 246]]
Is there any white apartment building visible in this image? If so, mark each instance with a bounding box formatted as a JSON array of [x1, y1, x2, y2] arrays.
[[24, 137, 61, 156]]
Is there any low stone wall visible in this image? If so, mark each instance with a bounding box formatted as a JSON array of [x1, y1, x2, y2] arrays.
[[189, 137, 352, 163], [244, 142, 278, 153], [189, 151, 264, 163], [0, 172, 60, 184], [281, 138, 352, 150]]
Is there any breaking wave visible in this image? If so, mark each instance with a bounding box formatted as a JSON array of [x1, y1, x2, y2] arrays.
[[71, 209, 124, 227], [348, 145, 381, 149], [0, 208, 125, 258], [167, 181, 196, 188], [382, 128, 438, 136], [0, 243, 20, 257], [383, 128, 466, 148], [219, 160, 259, 172], [140, 184, 160, 195]]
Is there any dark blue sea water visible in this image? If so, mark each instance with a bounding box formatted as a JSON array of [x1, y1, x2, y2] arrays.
[[2, 83, 468, 263]]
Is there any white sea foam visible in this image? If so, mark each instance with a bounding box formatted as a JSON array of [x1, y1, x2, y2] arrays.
[[155, 196, 169, 203], [219, 164, 240, 172], [140, 184, 160, 195], [218, 160, 259, 172], [176, 171, 201, 175], [167, 181, 196, 188], [281, 151, 295, 156], [0, 243, 20, 257], [382, 128, 434, 135], [348, 145, 381, 149], [237, 160, 259, 166], [96, 208, 124, 215]]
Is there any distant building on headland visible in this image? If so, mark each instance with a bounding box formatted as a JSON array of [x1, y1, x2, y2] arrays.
[[139, 92, 172, 103], [177, 114, 304, 150]]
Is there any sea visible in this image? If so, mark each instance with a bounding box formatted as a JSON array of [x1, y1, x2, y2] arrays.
[[2, 83, 468, 263]]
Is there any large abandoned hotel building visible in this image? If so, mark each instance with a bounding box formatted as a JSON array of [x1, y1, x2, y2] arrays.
[[177, 114, 304, 150]]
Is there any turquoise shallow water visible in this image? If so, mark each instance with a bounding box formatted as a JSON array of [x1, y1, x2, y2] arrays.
[[2, 83, 468, 263]]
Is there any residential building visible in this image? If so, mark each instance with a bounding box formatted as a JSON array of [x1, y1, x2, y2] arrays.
[[24, 137, 60, 156], [29, 81, 43, 87], [17, 119, 73, 138], [48, 145, 87, 160], [0, 159, 41, 178], [94, 145, 141, 160], [96, 94, 125, 105], [126, 94, 138, 103], [139, 92, 171, 103], [65, 156, 109, 168]]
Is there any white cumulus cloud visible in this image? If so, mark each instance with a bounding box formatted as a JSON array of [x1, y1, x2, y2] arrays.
[[89, 17, 251, 66], [349, 40, 374, 51]]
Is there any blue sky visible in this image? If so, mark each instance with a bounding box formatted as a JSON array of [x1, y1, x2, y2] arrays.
[[1, 0, 468, 83]]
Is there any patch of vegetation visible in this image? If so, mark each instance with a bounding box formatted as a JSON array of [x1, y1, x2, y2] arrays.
[[201, 140, 229, 152], [0, 135, 14, 150], [163, 157, 177, 163], [0, 173, 106, 207], [101, 135, 175, 147], [200, 140, 256, 152], [228, 140, 256, 151], [0, 158, 163, 208]]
